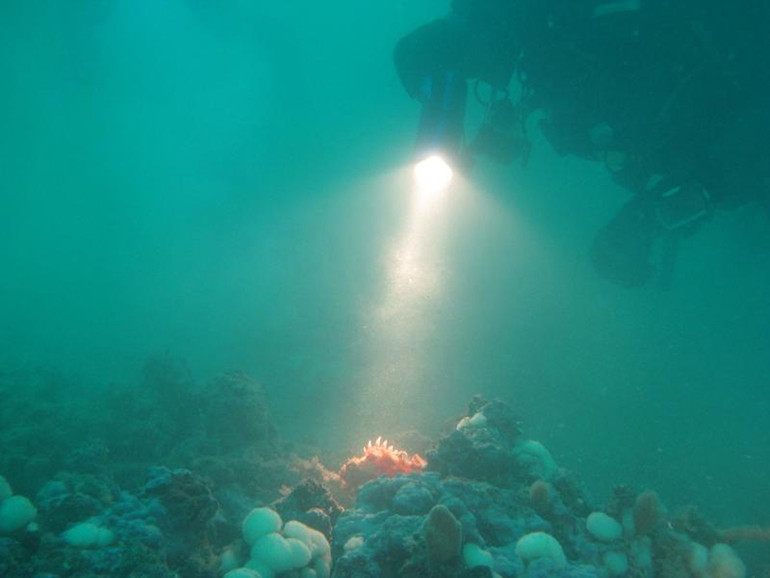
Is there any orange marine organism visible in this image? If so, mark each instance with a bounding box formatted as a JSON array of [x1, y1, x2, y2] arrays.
[[339, 436, 427, 488]]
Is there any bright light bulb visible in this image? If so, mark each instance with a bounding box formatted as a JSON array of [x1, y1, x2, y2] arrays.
[[413, 155, 453, 197]]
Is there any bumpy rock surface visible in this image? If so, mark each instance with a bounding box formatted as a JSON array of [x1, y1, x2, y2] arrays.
[[331, 398, 635, 578], [272, 478, 344, 539], [333, 471, 584, 578], [426, 397, 527, 487]]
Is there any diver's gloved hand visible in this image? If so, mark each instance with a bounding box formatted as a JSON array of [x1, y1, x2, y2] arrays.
[[590, 196, 660, 287]]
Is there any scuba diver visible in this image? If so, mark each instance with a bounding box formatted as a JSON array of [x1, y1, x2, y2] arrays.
[[394, 0, 770, 286]]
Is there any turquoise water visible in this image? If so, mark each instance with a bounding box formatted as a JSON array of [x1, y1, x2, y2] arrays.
[[1, 1, 768, 575]]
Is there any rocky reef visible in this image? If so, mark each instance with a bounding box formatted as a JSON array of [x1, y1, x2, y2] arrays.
[[0, 366, 765, 578], [331, 397, 757, 578], [0, 359, 337, 577]]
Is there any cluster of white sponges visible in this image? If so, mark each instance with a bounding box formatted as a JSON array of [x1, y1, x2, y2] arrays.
[[224, 507, 331, 578], [585, 511, 631, 576], [0, 474, 37, 535], [462, 531, 567, 578], [1, 474, 114, 548], [690, 542, 746, 578]]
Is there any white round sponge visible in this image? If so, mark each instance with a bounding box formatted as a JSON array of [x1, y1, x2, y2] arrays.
[[586, 512, 623, 542], [283, 520, 313, 548], [709, 543, 746, 578], [0, 495, 37, 534], [308, 527, 331, 559], [251, 532, 295, 573], [515, 531, 567, 568], [287, 537, 312, 568], [314, 557, 331, 578], [243, 508, 283, 546], [63, 522, 114, 548], [463, 543, 494, 569], [513, 440, 557, 480]]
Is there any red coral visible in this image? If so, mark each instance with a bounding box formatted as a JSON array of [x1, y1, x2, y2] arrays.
[[339, 437, 427, 489]]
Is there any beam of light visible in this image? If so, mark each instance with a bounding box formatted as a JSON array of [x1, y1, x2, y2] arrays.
[[381, 164, 454, 312], [349, 165, 461, 438], [413, 155, 453, 205], [344, 165, 536, 446]]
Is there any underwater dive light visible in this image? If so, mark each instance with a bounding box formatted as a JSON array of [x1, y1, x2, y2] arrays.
[[412, 70, 467, 194], [414, 155, 453, 196]]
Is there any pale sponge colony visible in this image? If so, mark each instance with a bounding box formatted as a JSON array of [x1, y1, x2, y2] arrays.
[[0, 474, 37, 535], [515, 531, 567, 568], [712, 544, 746, 578], [224, 507, 332, 578], [63, 522, 115, 548], [586, 511, 624, 542]]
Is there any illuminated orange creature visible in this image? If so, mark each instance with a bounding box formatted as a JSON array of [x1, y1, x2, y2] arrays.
[[339, 437, 427, 488]]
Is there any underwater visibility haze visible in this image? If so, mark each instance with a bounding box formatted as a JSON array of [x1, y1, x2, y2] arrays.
[[1, 1, 769, 577]]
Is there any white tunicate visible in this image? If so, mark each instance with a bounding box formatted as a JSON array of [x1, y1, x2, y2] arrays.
[[0, 495, 37, 534], [586, 512, 623, 542], [243, 508, 283, 546], [515, 532, 567, 568], [463, 543, 495, 569], [251, 532, 295, 573], [603, 551, 629, 576]]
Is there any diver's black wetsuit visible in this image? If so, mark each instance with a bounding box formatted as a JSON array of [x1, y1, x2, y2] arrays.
[[395, 0, 770, 285]]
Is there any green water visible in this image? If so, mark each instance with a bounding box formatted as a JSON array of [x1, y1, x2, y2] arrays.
[[1, 0, 768, 560]]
